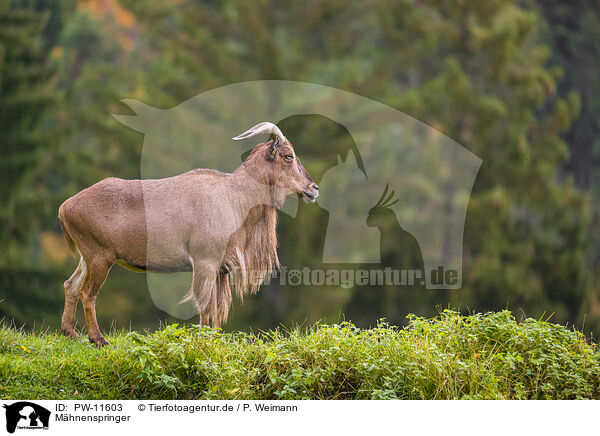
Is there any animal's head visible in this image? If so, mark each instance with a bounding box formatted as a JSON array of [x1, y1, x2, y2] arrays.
[[233, 122, 319, 204], [18, 407, 35, 423], [366, 184, 399, 228]]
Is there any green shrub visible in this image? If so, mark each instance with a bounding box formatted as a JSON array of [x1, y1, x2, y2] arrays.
[[0, 310, 598, 399]]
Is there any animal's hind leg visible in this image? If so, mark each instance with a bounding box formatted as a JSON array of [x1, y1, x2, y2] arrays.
[[61, 256, 85, 338], [79, 255, 113, 346]]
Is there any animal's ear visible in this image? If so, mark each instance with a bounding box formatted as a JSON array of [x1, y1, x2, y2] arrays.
[[267, 137, 280, 161]]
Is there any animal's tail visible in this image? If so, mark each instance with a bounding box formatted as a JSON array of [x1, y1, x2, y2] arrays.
[[58, 204, 77, 254]]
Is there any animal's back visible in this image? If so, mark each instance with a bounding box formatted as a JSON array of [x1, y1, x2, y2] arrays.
[[59, 171, 235, 271], [59, 177, 147, 262]]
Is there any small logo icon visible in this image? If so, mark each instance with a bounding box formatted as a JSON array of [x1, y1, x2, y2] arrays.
[[2, 402, 50, 433]]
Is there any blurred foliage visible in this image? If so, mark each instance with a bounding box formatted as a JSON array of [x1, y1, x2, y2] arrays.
[[536, 0, 600, 325], [0, 0, 63, 324], [0, 0, 598, 335], [0, 1, 55, 257]]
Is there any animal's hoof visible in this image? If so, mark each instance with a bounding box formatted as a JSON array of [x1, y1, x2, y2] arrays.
[[89, 336, 109, 347], [61, 328, 80, 339]]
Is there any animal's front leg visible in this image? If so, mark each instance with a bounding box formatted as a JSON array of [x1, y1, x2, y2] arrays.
[[199, 313, 210, 327], [190, 260, 218, 327]]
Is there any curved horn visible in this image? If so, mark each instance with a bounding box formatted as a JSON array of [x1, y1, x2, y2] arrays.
[[232, 122, 286, 143]]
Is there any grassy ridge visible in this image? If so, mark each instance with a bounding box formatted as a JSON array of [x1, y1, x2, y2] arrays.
[[0, 310, 599, 400]]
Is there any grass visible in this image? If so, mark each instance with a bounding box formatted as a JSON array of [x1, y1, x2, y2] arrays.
[[0, 310, 599, 400]]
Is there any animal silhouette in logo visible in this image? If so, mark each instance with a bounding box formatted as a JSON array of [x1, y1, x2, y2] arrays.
[[317, 152, 380, 263], [3, 402, 50, 433], [111, 80, 482, 321], [344, 184, 427, 325], [366, 183, 424, 273]]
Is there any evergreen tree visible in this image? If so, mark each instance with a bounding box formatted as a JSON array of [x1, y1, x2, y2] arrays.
[[537, 0, 600, 323], [121, 0, 594, 331], [0, 1, 62, 325], [1, 0, 595, 333]]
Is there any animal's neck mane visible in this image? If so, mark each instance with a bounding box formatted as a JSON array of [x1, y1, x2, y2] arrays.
[[216, 203, 279, 323], [216, 141, 281, 322]]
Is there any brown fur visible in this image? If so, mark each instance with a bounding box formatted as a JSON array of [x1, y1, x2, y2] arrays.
[[58, 134, 318, 346]]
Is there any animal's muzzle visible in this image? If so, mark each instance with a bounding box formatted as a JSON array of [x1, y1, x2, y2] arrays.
[[302, 183, 319, 203]]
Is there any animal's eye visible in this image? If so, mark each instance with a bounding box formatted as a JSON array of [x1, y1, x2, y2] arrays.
[[284, 154, 294, 161]]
